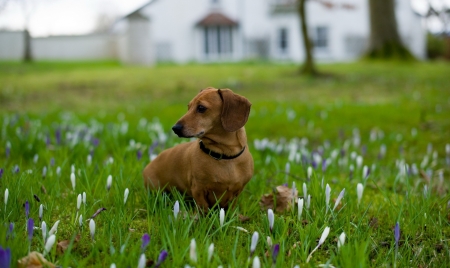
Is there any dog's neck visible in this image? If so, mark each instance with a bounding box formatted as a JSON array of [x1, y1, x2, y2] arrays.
[[200, 128, 247, 157]]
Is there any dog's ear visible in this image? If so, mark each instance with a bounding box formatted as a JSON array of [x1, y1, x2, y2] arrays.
[[218, 89, 252, 132]]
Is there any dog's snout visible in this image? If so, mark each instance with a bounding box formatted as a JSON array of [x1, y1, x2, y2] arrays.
[[172, 124, 184, 136]]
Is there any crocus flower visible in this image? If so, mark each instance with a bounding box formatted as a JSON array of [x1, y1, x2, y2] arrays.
[[333, 188, 345, 211], [79, 214, 83, 227], [208, 243, 214, 262], [27, 218, 34, 241], [49, 220, 60, 236], [363, 165, 370, 180], [394, 222, 400, 248], [13, 165, 19, 174], [25, 200, 30, 219], [337, 232, 346, 250], [173, 201, 179, 220], [306, 195, 311, 210], [325, 184, 331, 214], [137, 150, 142, 160], [307, 226, 330, 263], [77, 194, 82, 211], [56, 166, 61, 176], [266, 236, 272, 247], [87, 155, 92, 166], [252, 256, 261, 268], [42, 221, 47, 242], [0, 246, 11, 268], [307, 166, 313, 179], [89, 219, 95, 240], [39, 204, 44, 221], [356, 155, 363, 169], [110, 264, 116, 268], [250, 231, 259, 256], [268, 209, 274, 233], [106, 175, 112, 191], [138, 253, 146, 268], [4, 188, 8, 211], [220, 208, 225, 227], [70, 172, 76, 190], [189, 238, 197, 263], [297, 198, 304, 221], [141, 233, 150, 252], [357, 183, 364, 206], [155, 250, 168, 268], [272, 244, 280, 264], [33, 154, 39, 164], [6, 223, 13, 240], [42, 166, 47, 178], [0, 168, 3, 179], [123, 188, 129, 205], [82, 192, 86, 205]]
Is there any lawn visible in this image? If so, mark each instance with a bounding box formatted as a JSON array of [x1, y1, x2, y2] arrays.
[[0, 61, 449, 267]]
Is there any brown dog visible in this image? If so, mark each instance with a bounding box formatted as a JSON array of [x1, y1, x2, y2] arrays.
[[143, 87, 254, 210]]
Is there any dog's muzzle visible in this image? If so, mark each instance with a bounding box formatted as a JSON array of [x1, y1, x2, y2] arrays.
[[172, 124, 184, 137]]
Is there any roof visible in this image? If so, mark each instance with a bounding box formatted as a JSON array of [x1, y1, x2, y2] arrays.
[[196, 12, 238, 27]]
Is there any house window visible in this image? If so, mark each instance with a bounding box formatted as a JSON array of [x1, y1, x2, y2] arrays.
[[278, 28, 288, 54], [314, 26, 329, 49], [204, 26, 233, 57]]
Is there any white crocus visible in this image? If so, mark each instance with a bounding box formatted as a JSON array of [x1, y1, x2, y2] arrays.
[[307, 226, 330, 263], [250, 231, 259, 256], [333, 188, 345, 211], [89, 219, 95, 240], [307, 166, 313, 179], [325, 184, 331, 214], [77, 194, 82, 211], [56, 166, 61, 176], [306, 194, 311, 210], [189, 238, 197, 263], [268, 209, 274, 232], [298, 198, 304, 221], [138, 253, 146, 268], [42, 221, 47, 242], [357, 183, 364, 206], [39, 204, 44, 221], [252, 256, 261, 268], [87, 154, 92, 166], [123, 188, 130, 205], [106, 175, 112, 191], [174, 201, 179, 220], [4, 188, 8, 211], [220, 208, 225, 227], [49, 220, 60, 236], [267, 236, 272, 247], [363, 165, 369, 179], [70, 172, 76, 190], [337, 232, 346, 250], [110, 264, 116, 268], [43, 234, 56, 256], [82, 192, 86, 205], [356, 155, 363, 169], [208, 243, 214, 262], [79, 214, 83, 227]]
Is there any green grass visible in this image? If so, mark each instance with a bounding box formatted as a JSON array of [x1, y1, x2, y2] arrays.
[[0, 61, 449, 267]]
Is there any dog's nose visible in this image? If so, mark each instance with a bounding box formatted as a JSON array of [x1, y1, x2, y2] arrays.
[[172, 124, 184, 136]]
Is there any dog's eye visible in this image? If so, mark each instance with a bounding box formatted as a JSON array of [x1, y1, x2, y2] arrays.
[[197, 105, 207, 113]]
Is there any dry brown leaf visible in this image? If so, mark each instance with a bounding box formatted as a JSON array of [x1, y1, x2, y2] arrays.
[[238, 214, 251, 223], [419, 170, 430, 183], [57, 234, 80, 255], [260, 185, 298, 213], [17, 251, 55, 268]]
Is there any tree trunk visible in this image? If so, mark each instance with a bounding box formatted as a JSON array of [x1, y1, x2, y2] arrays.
[[366, 0, 414, 60], [298, 0, 318, 75], [23, 28, 33, 62]]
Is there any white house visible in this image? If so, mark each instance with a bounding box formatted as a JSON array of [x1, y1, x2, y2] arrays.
[[113, 0, 426, 65], [0, 0, 425, 64]]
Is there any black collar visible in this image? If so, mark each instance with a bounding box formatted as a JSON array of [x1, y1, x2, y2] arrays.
[[199, 140, 246, 160]]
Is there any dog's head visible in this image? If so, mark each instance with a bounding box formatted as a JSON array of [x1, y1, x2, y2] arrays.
[[172, 87, 251, 138]]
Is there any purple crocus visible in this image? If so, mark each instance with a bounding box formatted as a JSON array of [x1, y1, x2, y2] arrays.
[[50, 158, 55, 166], [13, 165, 19, 174], [5, 147, 10, 158], [0, 168, 3, 179], [91, 138, 100, 147], [55, 128, 61, 145], [27, 218, 34, 241], [272, 244, 280, 264], [155, 250, 168, 268], [137, 150, 142, 160], [0, 246, 11, 268], [394, 222, 400, 247], [322, 159, 327, 173], [25, 200, 30, 218], [141, 233, 150, 252], [6, 223, 13, 240]]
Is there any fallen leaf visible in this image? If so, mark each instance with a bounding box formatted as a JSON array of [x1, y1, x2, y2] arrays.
[[40, 186, 47, 194], [17, 251, 55, 268], [260, 185, 298, 213], [419, 170, 430, 183], [238, 214, 251, 223], [57, 234, 80, 255]]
